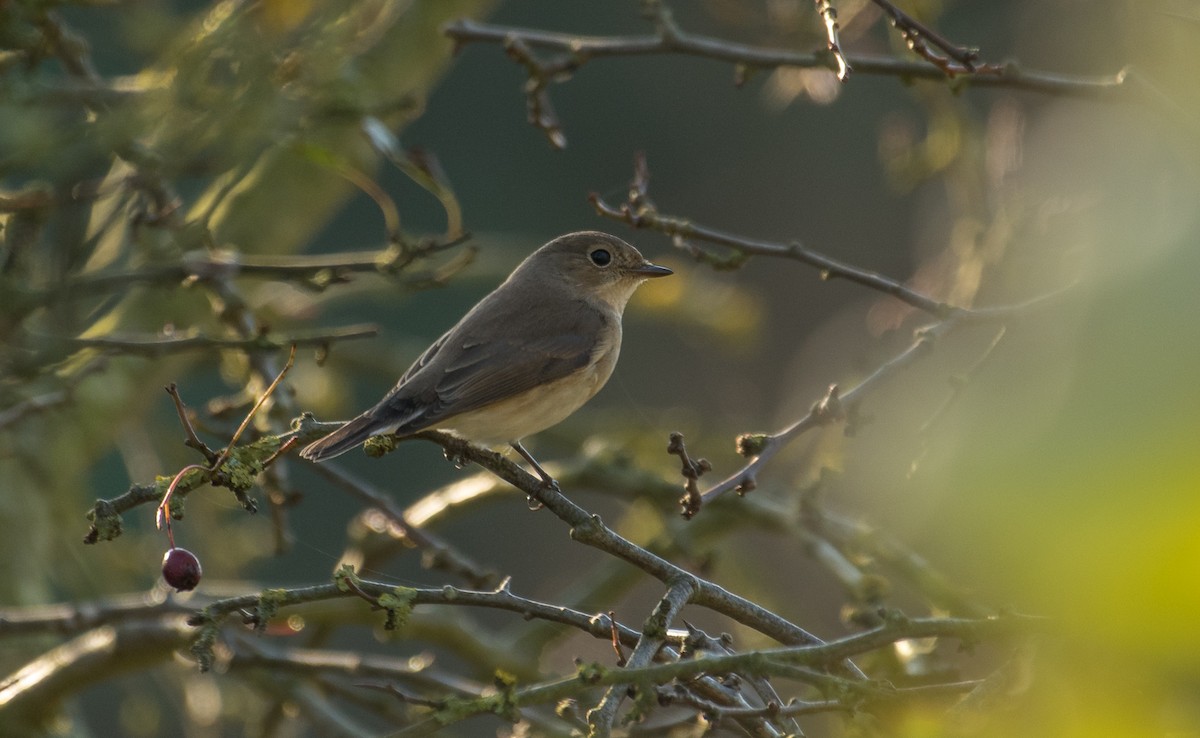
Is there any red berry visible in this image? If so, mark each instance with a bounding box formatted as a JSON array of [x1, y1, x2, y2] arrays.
[[162, 547, 202, 591]]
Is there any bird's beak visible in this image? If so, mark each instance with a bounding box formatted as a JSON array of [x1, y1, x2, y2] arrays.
[[629, 262, 673, 278]]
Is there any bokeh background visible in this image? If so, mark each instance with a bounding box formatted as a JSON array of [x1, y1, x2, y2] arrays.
[[2, 0, 1199, 735]]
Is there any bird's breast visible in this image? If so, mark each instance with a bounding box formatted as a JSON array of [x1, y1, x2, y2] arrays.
[[436, 330, 621, 445]]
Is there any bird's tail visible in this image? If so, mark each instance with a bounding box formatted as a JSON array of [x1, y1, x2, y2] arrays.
[[299, 414, 381, 462]]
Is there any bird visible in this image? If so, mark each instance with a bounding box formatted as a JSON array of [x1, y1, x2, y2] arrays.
[[299, 231, 673, 486]]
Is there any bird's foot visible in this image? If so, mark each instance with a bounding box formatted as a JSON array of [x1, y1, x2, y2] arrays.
[[526, 475, 559, 510]]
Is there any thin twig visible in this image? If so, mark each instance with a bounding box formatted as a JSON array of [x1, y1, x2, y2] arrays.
[[666, 432, 711, 518], [0, 594, 193, 637], [660, 686, 849, 720], [909, 326, 1008, 475], [165, 384, 218, 464], [503, 37, 570, 149], [40, 326, 377, 357], [154, 464, 206, 545], [212, 345, 296, 472], [593, 153, 957, 319], [695, 326, 940, 509], [204, 276, 299, 551], [815, 0, 852, 80], [155, 347, 296, 536], [261, 437, 299, 470], [355, 682, 445, 709], [607, 611, 627, 666], [309, 463, 499, 588], [193, 576, 643, 648]]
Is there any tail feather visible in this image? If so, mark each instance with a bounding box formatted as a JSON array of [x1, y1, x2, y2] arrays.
[[300, 415, 381, 462]]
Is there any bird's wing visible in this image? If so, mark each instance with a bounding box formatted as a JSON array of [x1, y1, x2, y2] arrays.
[[396, 331, 450, 385], [370, 300, 610, 434]]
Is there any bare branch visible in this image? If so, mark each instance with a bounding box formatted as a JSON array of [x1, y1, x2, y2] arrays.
[[445, 17, 1130, 96], [192, 574, 641, 648], [38, 325, 378, 357]]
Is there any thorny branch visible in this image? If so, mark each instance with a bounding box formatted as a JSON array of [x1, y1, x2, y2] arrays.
[[63, 188, 1052, 735]]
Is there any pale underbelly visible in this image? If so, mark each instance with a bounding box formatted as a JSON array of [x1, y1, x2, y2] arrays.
[[433, 364, 610, 446]]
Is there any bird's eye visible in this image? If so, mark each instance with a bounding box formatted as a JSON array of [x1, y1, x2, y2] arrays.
[[589, 248, 612, 267]]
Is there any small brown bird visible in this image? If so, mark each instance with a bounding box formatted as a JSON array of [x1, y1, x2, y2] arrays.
[[300, 231, 672, 485]]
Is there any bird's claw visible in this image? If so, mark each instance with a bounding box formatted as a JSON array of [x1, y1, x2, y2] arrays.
[[525, 476, 559, 510]]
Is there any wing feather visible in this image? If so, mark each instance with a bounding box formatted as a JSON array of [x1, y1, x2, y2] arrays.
[[367, 295, 609, 435]]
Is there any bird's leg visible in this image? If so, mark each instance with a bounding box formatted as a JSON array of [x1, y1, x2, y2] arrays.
[[510, 441, 560, 506]]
